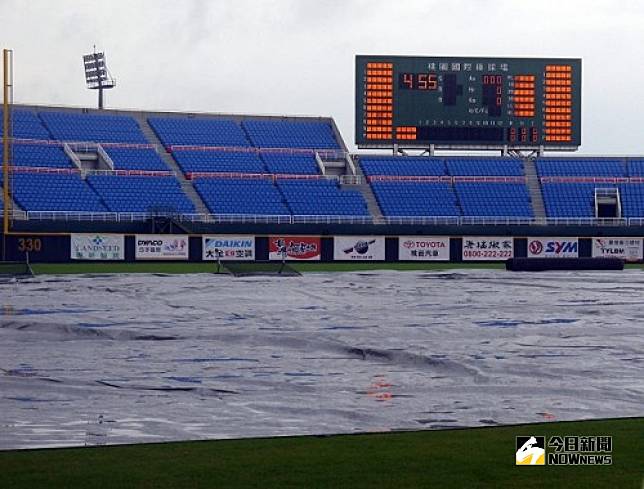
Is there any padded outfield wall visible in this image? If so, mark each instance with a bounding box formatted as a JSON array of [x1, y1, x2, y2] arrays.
[[2, 226, 643, 263]]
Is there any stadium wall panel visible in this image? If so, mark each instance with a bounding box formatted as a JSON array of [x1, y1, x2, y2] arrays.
[[2, 234, 643, 264]]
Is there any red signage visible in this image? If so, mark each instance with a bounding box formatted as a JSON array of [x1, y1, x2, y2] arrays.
[[268, 236, 321, 261]]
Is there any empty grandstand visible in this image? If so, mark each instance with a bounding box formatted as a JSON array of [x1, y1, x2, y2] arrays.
[[1, 104, 644, 229]]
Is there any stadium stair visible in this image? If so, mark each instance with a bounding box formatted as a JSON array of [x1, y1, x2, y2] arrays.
[[523, 158, 546, 219], [351, 157, 383, 218], [134, 113, 210, 215]]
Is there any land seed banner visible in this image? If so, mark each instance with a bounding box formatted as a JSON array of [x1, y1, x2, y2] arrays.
[[71, 234, 124, 261], [592, 238, 642, 261]]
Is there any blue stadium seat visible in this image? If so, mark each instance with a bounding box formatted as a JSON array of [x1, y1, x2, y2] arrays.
[[0, 109, 52, 140], [455, 182, 533, 217], [371, 182, 460, 217], [541, 183, 596, 217], [626, 160, 644, 177], [1, 143, 73, 168], [172, 150, 265, 174], [10, 172, 106, 212], [39, 111, 148, 144], [104, 147, 169, 171], [148, 117, 250, 147], [618, 183, 644, 217], [277, 179, 369, 216], [446, 158, 524, 176], [87, 175, 195, 213], [360, 157, 446, 177], [242, 119, 339, 149], [193, 178, 290, 215], [261, 153, 320, 174], [536, 159, 625, 177]]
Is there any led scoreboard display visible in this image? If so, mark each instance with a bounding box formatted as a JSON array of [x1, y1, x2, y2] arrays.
[[356, 56, 581, 149]]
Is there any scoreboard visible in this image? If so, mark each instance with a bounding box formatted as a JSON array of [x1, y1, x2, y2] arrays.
[[355, 55, 581, 149]]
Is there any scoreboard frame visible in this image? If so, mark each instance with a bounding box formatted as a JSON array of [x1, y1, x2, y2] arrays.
[[355, 55, 582, 152]]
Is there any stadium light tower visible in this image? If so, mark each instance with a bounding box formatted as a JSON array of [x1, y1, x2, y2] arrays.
[[82, 47, 116, 110]]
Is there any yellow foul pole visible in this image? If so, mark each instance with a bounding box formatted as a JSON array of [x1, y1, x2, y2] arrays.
[[3, 48, 12, 238]]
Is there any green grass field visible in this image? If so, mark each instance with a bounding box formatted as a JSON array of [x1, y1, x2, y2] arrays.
[[0, 417, 642, 488], [26, 261, 506, 275]]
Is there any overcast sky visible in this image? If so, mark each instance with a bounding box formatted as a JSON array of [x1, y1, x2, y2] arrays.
[[2, 0, 644, 154]]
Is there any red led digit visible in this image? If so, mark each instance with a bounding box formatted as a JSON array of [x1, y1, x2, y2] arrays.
[[403, 73, 413, 89], [418, 73, 428, 90], [428, 74, 437, 90]]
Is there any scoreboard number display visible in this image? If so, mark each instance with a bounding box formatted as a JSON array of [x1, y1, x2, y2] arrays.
[[355, 55, 581, 149]]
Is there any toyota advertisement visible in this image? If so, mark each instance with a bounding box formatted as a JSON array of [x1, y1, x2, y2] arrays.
[[269, 236, 321, 261], [527, 238, 579, 258], [334, 236, 385, 261], [399, 236, 450, 261]]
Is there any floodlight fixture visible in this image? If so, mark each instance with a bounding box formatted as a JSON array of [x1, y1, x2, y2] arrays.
[[82, 47, 115, 109]]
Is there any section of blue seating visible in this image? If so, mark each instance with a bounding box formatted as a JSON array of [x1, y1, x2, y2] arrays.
[[360, 157, 446, 177], [10, 172, 107, 212], [371, 182, 460, 217], [536, 159, 625, 177], [148, 118, 250, 147], [541, 183, 596, 217], [277, 179, 369, 216], [620, 184, 644, 217], [242, 120, 339, 149], [2, 143, 73, 168], [103, 147, 169, 171], [446, 158, 524, 176], [455, 182, 533, 217], [193, 178, 290, 215], [1, 110, 52, 139], [172, 150, 265, 174], [39, 111, 147, 144], [261, 153, 320, 174], [87, 175, 195, 213]]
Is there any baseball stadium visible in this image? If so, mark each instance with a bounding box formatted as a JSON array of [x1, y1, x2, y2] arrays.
[[1, 8, 644, 488]]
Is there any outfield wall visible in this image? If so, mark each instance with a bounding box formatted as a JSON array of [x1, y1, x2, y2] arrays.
[[2, 233, 642, 264]]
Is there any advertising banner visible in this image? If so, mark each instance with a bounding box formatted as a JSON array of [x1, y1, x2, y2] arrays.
[[592, 238, 643, 261], [135, 235, 189, 260], [462, 236, 514, 261], [268, 236, 321, 261], [71, 234, 124, 261], [203, 236, 255, 261], [333, 236, 385, 261], [527, 237, 579, 258], [399, 236, 450, 261]]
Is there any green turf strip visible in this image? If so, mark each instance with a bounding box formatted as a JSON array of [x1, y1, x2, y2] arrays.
[[28, 261, 506, 275], [0, 418, 642, 488]]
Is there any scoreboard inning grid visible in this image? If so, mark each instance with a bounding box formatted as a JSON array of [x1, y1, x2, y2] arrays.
[[355, 56, 581, 150]]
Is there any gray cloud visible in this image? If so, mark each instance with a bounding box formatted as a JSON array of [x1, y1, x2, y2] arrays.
[[2, 0, 644, 154]]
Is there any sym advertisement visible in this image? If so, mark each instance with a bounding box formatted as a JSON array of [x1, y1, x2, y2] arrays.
[[592, 238, 643, 262], [71, 234, 124, 261], [527, 237, 579, 258], [268, 236, 321, 261], [334, 236, 385, 261], [135, 235, 189, 260], [462, 237, 514, 261], [399, 236, 450, 261], [203, 236, 255, 261]]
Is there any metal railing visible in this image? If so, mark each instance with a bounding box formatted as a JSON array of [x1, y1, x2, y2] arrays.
[[7, 210, 644, 226]]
